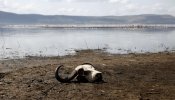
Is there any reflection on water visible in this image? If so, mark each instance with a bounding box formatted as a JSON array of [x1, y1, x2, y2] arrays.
[[0, 28, 175, 59]]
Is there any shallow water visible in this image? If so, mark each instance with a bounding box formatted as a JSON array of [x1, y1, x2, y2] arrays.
[[0, 28, 175, 59]]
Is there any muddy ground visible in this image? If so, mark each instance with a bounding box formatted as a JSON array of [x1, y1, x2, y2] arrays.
[[0, 50, 175, 100]]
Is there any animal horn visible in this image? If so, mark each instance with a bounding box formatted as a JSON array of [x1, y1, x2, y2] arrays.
[[55, 65, 78, 83], [82, 63, 94, 66]]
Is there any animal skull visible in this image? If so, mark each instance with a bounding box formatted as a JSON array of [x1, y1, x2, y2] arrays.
[[55, 63, 103, 83]]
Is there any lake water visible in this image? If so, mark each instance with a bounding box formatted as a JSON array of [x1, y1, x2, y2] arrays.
[[0, 28, 175, 59]]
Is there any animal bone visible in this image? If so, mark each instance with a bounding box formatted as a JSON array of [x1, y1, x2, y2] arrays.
[[55, 63, 103, 83]]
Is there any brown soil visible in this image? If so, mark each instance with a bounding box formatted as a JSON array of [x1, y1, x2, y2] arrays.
[[0, 50, 175, 100]]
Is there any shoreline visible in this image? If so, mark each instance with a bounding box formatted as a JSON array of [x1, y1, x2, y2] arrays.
[[0, 50, 175, 99], [0, 50, 174, 72], [1, 48, 175, 62]]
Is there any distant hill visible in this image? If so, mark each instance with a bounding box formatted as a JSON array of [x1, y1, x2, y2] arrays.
[[0, 11, 175, 25]]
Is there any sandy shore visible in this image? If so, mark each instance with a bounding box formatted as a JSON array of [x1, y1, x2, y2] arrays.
[[0, 50, 175, 100]]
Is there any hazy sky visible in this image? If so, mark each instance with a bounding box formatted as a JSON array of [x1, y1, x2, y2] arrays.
[[0, 0, 175, 16]]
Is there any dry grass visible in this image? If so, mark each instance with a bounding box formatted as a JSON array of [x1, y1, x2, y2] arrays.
[[0, 50, 175, 100]]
